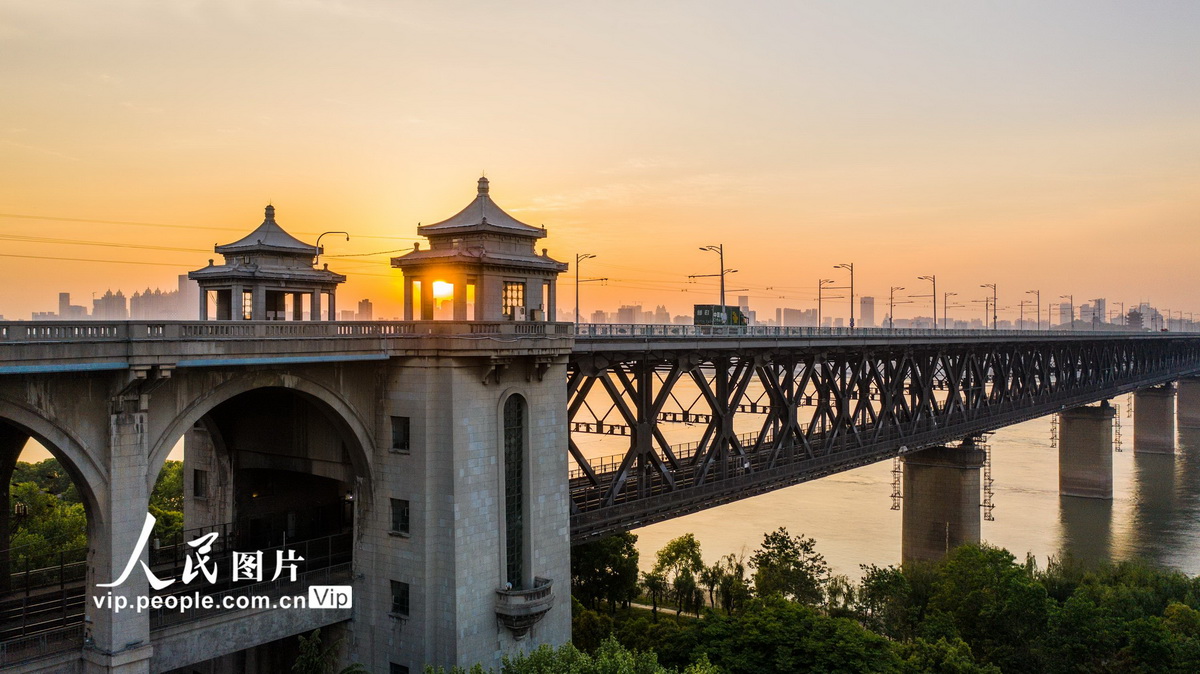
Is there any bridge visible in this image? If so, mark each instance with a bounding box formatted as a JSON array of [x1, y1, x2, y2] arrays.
[[1, 320, 1198, 672], [1, 185, 1195, 673]]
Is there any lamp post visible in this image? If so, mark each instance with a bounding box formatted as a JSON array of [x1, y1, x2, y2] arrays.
[[889, 286, 905, 330], [980, 284, 997, 330], [1019, 299, 1029, 330], [917, 275, 936, 329], [943, 292, 958, 329], [834, 263, 855, 330], [818, 278, 835, 328], [1060, 294, 1074, 331], [694, 245, 736, 323], [315, 231, 350, 267], [574, 253, 596, 325], [1026, 290, 1040, 330]]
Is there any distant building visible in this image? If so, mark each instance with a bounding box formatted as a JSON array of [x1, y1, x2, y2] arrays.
[[33, 292, 89, 320], [590, 309, 608, 324], [339, 310, 356, 321], [653, 305, 670, 324], [859, 297, 876, 328], [780, 307, 817, 327], [1058, 302, 1073, 326], [357, 298, 374, 321], [616, 305, 642, 323], [1127, 310, 1144, 330], [673, 314, 691, 325], [92, 290, 128, 320]]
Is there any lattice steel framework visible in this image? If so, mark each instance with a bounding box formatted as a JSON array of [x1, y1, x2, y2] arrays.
[[568, 334, 1200, 540]]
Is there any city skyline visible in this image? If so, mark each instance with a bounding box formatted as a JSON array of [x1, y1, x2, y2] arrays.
[[2, 2, 1199, 322]]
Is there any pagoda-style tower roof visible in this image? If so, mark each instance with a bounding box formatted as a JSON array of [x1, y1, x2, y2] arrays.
[[417, 177, 547, 239], [215, 204, 319, 256]]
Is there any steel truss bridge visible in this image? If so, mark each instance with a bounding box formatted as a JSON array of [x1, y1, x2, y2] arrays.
[[567, 326, 1200, 541]]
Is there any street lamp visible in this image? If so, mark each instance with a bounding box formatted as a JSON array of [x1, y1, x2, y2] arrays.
[[834, 263, 855, 329], [917, 275, 936, 329], [980, 284, 997, 330], [1025, 290, 1040, 330], [1060, 294, 1074, 331], [574, 253, 606, 325], [889, 286, 905, 330], [314, 231, 350, 267], [943, 292, 958, 330], [818, 278, 836, 328], [693, 244, 736, 322]]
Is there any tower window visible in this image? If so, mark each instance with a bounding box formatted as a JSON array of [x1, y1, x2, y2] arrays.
[[502, 282, 525, 317], [503, 395, 525, 589]]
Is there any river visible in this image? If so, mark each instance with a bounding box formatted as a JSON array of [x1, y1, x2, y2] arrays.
[[628, 392, 1200, 578]]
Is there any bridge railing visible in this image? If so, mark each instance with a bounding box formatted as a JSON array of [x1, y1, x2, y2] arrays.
[[574, 323, 1162, 339], [0, 320, 574, 342]]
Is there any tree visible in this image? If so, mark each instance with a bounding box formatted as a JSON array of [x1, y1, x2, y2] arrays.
[[895, 637, 1001, 674], [690, 597, 901, 673], [500, 637, 720, 674], [641, 570, 668, 620], [572, 532, 640, 612], [652, 534, 704, 613], [749, 527, 828, 605], [714, 553, 752, 614], [928, 544, 1050, 672]]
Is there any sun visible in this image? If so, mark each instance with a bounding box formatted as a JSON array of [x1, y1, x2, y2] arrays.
[[432, 281, 454, 299]]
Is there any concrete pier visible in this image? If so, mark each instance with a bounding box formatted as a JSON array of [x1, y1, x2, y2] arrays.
[[1177, 377, 1200, 428], [901, 442, 985, 563], [1134, 385, 1176, 454], [1059, 402, 1115, 499]]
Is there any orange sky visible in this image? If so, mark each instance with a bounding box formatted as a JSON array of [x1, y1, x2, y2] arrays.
[[2, 2, 1198, 324]]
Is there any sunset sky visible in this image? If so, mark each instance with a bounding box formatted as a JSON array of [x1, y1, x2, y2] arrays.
[[2, 1, 1198, 323]]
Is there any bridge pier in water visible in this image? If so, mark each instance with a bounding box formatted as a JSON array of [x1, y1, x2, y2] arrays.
[[1134, 384, 1176, 454], [1058, 402, 1115, 499], [901, 440, 985, 563], [1177, 377, 1200, 428]]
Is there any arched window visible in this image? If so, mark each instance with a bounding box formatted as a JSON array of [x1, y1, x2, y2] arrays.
[[503, 395, 525, 589]]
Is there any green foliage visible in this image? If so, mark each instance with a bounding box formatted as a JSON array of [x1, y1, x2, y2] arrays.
[[291, 628, 367, 674], [689, 597, 901, 673], [895, 637, 1000, 674], [11, 458, 78, 503], [748, 527, 828, 605], [7, 481, 87, 562], [928, 544, 1050, 671], [713, 552, 752, 614], [151, 460, 184, 512], [572, 532, 640, 612]]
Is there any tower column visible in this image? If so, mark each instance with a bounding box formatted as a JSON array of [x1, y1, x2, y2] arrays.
[[327, 289, 336, 320], [1059, 402, 1115, 499], [230, 283, 244, 321], [901, 443, 984, 563], [1177, 377, 1200, 428], [309, 290, 321, 322], [197, 289, 208, 321], [1134, 384, 1176, 454]]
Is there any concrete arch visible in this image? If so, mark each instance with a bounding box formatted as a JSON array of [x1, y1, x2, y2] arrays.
[[147, 371, 375, 494], [0, 394, 106, 527]]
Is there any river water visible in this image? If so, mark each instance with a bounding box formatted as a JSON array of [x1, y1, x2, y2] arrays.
[[627, 392, 1200, 578]]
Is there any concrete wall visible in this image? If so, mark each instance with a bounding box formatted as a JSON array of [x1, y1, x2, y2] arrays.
[[1134, 385, 1176, 454]]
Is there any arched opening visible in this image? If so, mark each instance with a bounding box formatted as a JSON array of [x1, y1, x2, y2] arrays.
[[146, 386, 364, 628], [0, 414, 99, 659]]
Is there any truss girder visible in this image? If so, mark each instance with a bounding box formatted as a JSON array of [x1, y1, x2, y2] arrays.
[[567, 337, 1200, 541]]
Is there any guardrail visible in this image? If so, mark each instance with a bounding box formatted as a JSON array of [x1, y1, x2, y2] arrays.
[[574, 323, 1178, 339], [0, 320, 574, 343]]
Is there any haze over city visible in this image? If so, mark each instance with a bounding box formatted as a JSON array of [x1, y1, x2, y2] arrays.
[[3, 1, 1199, 322]]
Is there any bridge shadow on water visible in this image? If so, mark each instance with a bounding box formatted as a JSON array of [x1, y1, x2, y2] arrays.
[[1058, 426, 1200, 572]]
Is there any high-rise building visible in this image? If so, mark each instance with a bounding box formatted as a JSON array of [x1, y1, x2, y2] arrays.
[[1058, 302, 1074, 327], [860, 297, 875, 328], [92, 290, 128, 320], [357, 299, 374, 321], [781, 307, 817, 327]]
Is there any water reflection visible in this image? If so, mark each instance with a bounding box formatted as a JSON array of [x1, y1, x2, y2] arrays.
[[1058, 495, 1113, 564], [633, 394, 1200, 578]]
